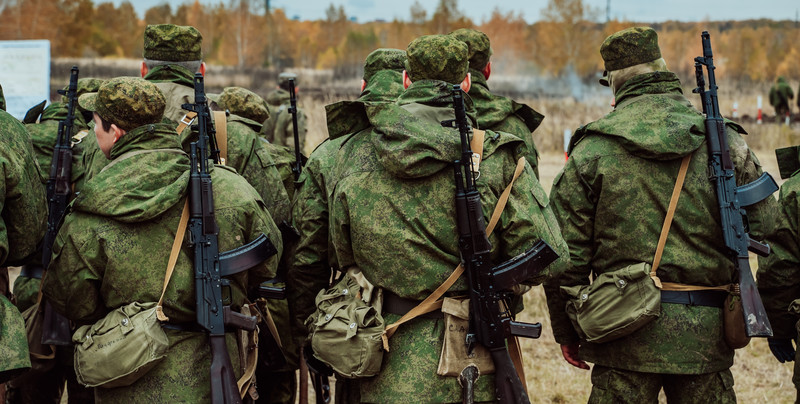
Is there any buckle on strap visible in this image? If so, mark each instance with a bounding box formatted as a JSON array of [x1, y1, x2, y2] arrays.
[[180, 113, 196, 126]]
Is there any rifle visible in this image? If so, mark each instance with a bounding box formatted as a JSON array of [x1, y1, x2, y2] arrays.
[[182, 73, 280, 403], [692, 31, 778, 337], [448, 85, 559, 404], [288, 78, 303, 182], [40, 66, 79, 346]]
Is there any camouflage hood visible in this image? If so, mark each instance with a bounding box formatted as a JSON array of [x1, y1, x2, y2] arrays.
[[469, 70, 543, 133], [266, 89, 289, 106], [577, 71, 706, 160], [325, 70, 404, 140], [367, 79, 519, 179], [38, 102, 89, 128], [143, 64, 195, 88], [72, 123, 190, 223]]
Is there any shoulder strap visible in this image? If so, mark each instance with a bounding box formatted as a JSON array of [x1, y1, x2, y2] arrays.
[[176, 112, 197, 135], [382, 156, 527, 348], [650, 154, 691, 288], [156, 199, 190, 322], [212, 111, 228, 164]]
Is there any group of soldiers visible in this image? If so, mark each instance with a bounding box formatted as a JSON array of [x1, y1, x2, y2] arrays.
[[0, 21, 799, 404]]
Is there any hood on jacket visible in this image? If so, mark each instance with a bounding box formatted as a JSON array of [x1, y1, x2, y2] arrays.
[[325, 70, 405, 140], [577, 71, 707, 160], [469, 69, 544, 133], [367, 80, 521, 179], [72, 123, 190, 223]]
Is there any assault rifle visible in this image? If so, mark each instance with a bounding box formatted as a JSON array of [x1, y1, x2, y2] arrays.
[[288, 77, 303, 182], [183, 73, 279, 403], [448, 85, 559, 404], [693, 31, 778, 337], [41, 66, 79, 346]]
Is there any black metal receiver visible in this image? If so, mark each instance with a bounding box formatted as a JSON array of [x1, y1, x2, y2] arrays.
[[692, 31, 778, 337], [182, 73, 279, 404], [41, 66, 80, 346], [448, 85, 559, 404], [288, 77, 303, 182]]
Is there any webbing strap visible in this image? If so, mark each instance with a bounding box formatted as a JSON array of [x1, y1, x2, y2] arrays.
[[156, 199, 190, 322], [236, 305, 260, 399], [381, 156, 528, 350], [176, 112, 197, 135], [212, 111, 228, 164], [650, 154, 692, 288]]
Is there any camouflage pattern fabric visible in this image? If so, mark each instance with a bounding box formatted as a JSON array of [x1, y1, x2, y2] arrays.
[[757, 163, 800, 391], [0, 83, 5, 111], [79, 77, 166, 132], [26, 101, 90, 183], [449, 28, 492, 71], [217, 87, 270, 123], [144, 64, 195, 124], [261, 88, 308, 153], [143, 24, 202, 62], [328, 79, 569, 401], [42, 122, 281, 403], [0, 109, 47, 380], [587, 365, 736, 403], [405, 35, 468, 84], [362, 48, 406, 82], [600, 26, 662, 71], [260, 140, 296, 201], [769, 76, 794, 117], [544, 71, 775, 375], [468, 69, 543, 178], [62, 77, 105, 105]]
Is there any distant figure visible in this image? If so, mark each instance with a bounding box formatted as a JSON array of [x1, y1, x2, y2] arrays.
[[262, 72, 308, 153], [769, 76, 794, 122]]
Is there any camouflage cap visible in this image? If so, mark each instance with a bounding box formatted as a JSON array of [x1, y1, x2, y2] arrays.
[[278, 72, 298, 87], [449, 28, 492, 71], [217, 86, 270, 123], [63, 78, 105, 104], [405, 34, 469, 84], [78, 77, 166, 131], [600, 27, 662, 72], [363, 48, 407, 82], [143, 24, 203, 62]]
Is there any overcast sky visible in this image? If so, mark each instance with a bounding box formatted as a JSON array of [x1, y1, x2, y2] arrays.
[[113, 0, 799, 23]]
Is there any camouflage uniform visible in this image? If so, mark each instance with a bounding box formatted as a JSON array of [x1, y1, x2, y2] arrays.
[[450, 28, 544, 178], [544, 27, 774, 402], [769, 76, 794, 118], [7, 78, 103, 404], [213, 86, 299, 404], [138, 24, 290, 228], [327, 35, 568, 403], [41, 77, 282, 403], [757, 146, 800, 400], [288, 48, 406, 404], [262, 72, 308, 153], [0, 92, 47, 382]]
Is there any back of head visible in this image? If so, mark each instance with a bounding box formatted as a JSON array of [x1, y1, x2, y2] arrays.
[[278, 72, 297, 91], [363, 49, 406, 82], [79, 77, 166, 132], [599, 26, 666, 91], [449, 28, 492, 72], [143, 24, 203, 72], [217, 87, 270, 123], [405, 34, 469, 84]]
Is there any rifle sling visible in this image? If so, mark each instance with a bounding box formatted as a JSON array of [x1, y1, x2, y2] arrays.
[[382, 155, 527, 347], [649, 153, 731, 293], [212, 111, 228, 164]]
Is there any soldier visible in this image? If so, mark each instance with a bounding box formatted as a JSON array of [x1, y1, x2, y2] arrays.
[[0, 82, 48, 384], [288, 47, 407, 404], [261, 72, 308, 153], [6, 78, 103, 404], [769, 76, 794, 122], [757, 145, 800, 402], [137, 23, 291, 229], [449, 28, 544, 178], [211, 86, 299, 404], [325, 35, 567, 402], [41, 77, 282, 402], [544, 27, 775, 402]]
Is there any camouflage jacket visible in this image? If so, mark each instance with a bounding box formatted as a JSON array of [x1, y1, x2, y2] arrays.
[[545, 71, 775, 374], [329, 79, 568, 402], [26, 101, 90, 188], [144, 64, 195, 124], [262, 89, 308, 152], [469, 69, 544, 178], [758, 147, 800, 340], [42, 123, 281, 403], [287, 71, 404, 347]]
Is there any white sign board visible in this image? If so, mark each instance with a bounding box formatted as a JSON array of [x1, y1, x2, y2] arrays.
[[0, 40, 50, 120]]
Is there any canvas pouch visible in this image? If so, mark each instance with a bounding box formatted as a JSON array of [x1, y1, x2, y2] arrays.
[[436, 297, 494, 377]]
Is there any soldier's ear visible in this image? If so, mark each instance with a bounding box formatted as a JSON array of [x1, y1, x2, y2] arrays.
[[112, 125, 126, 144], [140, 62, 148, 78], [460, 72, 471, 93], [360, 79, 366, 92], [402, 70, 411, 89], [482, 62, 491, 80], [199, 62, 207, 77]]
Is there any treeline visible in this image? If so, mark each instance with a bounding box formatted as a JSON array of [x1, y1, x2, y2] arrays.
[[1, 0, 799, 84]]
